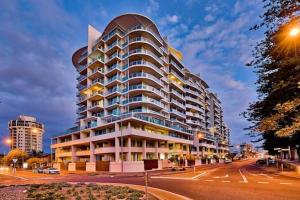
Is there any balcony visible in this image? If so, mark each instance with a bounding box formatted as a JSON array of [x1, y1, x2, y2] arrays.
[[106, 63, 122, 75], [77, 64, 87, 73], [122, 96, 165, 109], [102, 28, 124, 42], [129, 37, 164, 55], [170, 99, 185, 110], [106, 52, 121, 64], [122, 72, 163, 86], [88, 67, 105, 79], [171, 89, 185, 100], [77, 106, 87, 113], [127, 24, 164, 45], [170, 109, 186, 118], [122, 60, 164, 76], [77, 75, 87, 82], [76, 150, 90, 156], [124, 48, 167, 67], [88, 56, 104, 67]]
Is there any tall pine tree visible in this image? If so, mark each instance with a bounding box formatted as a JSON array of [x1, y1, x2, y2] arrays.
[[244, 0, 300, 155]]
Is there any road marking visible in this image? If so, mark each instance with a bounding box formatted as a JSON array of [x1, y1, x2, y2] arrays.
[[259, 173, 273, 178], [151, 176, 195, 180], [192, 171, 207, 179], [258, 182, 269, 184], [213, 174, 229, 179], [151, 171, 207, 181], [239, 169, 248, 183], [204, 179, 214, 182], [280, 183, 292, 185], [221, 180, 231, 183]]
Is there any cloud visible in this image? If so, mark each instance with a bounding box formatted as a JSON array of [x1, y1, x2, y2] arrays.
[[168, 0, 264, 144], [0, 0, 81, 152], [158, 14, 180, 26], [204, 14, 215, 22], [145, 0, 159, 15]]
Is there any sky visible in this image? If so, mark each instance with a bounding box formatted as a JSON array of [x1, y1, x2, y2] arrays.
[[0, 0, 264, 153]]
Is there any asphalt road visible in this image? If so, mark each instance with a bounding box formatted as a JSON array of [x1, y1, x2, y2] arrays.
[[1, 160, 299, 200]]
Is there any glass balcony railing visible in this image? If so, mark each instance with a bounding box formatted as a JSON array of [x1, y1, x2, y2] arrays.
[[127, 24, 163, 44], [107, 63, 122, 72], [77, 64, 87, 72], [77, 75, 87, 81], [122, 72, 162, 85], [122, 60, 163, 75], [129, 37, 164, 55], [102, 29, 125, 42]]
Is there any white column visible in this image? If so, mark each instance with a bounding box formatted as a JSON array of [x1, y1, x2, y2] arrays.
[[127, 137, 131, 161], [90, 142, 95, 162], [155, 140, 159, 159], [142, 139, 147, 160], [71, 146, 77, 162], [115, 137, 120, 162]]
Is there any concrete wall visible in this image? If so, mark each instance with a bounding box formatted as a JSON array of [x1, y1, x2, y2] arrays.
[[86, 162, 96, 172], [68, 162, 76, 171], [109, 161, 145, 172], [53, 163, 61, 171]]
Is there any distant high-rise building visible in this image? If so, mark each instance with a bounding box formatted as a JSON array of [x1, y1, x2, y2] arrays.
[[8, 115, 44, 154]]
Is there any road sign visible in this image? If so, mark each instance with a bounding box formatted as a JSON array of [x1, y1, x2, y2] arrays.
[[12, 158, 18, 163], [274, 148, 281, 151]]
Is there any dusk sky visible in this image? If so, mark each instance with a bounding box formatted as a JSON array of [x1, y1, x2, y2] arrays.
[[0, 0, 264, 152]]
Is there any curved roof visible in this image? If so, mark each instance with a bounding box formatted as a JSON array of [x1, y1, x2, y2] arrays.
[[72, 46, 87, 68], [101, 13, 163, 41]]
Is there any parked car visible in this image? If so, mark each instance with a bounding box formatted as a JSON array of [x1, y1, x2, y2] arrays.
[[256, 159, 266, 165], [32, 167, 44, 173], [224, 158, 232, 164], [43, 168, 60, 174], [267, 158, 276, 165]]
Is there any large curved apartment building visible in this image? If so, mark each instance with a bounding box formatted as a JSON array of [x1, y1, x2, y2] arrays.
[[51, 14, 230, 172]]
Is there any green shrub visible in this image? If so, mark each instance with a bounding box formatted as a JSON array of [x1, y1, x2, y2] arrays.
[[117, 193, 126, 199], [75, 196, 82, 200]]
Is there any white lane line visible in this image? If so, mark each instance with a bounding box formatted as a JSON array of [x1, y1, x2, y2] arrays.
[[204, 179, 214, 182], [192, 171, 207, 179], [213, 174, 229, 179], [239, 169, 248, 183], [221, 180, 231, 183], [259, 173, 273, 179], [152, 171, 207, 181], [151, 176, 195, 180], [280, 183, 292, 185], [258, 182, 269, 184]]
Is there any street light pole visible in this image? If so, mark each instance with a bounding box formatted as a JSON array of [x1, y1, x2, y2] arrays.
[[50, 136, 53, 167]]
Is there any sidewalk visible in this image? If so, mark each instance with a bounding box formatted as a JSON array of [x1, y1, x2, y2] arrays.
[[259, 164, 300, 179]]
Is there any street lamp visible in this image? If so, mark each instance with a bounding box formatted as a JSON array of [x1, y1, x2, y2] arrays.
[[289, 27, 299, 37], [5, 139, 12, 145]]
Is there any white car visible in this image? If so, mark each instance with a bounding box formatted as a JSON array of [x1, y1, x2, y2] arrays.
[[43, 167, 60, 174], [224, 159, 232, 164]]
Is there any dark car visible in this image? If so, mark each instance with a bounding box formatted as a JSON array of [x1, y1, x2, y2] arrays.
[[256, 159, 266, 165], [33, 167, 44, 173]]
